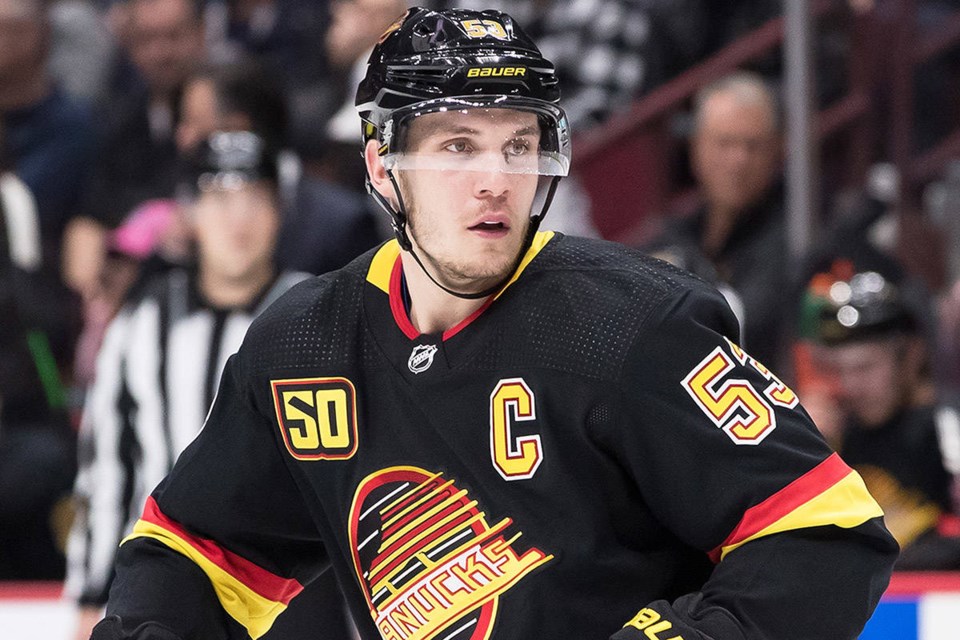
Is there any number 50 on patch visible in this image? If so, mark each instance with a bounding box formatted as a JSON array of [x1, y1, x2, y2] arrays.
[[271, 377, 358, 460]]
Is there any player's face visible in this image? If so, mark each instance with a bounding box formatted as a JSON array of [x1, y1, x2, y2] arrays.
[[385, 109, 541, 294], [822, 339, 911, 428], [191, 181, 280, 285]]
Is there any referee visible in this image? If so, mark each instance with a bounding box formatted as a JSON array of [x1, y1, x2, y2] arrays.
[[66, 131, 354, 639]]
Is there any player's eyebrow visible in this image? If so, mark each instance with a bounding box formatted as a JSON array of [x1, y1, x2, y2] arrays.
[[511, 125, 540, 138], [414, 122, 479, 140], [411, 120, 540, 144]]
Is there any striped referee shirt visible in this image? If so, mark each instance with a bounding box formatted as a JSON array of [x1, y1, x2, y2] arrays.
[[65, 267, 309, 604]]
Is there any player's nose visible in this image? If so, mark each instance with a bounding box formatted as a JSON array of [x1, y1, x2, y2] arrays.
[[473, 169, 512, 199]]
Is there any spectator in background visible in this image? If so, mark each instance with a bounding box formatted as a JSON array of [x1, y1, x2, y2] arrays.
[[203, 0, 341, 171], [799, 250, 960, 570], [646, 71, 788, 369], [63, 0, 205, 301], [423, 0, 666, 131], [70, 199, 191, 388], [66, 131, 353, 639], [0, 0, 97, 265], [204, 0, 329, 72], [48, 0, 117, 105], [0, 119, 77, 580], [316, 0, 408, 217], [176, 57, 288, 154], [325, 0, 405, 74], [178, 56, 383, 275], [942, 278, 960, 391]]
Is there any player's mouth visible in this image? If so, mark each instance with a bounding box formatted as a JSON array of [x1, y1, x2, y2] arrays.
[[468, 221, 510, 238], [468, 215, 511, 237]]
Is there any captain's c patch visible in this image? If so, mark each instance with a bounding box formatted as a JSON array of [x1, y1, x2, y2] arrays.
[[271, 377, 358, 460]]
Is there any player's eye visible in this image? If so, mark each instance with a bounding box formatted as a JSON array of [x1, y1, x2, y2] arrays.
[[504, 139, 532, 157], [442, 139, 473, 154]]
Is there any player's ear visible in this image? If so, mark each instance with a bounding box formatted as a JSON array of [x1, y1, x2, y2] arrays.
[[364, 140, 398, 205]]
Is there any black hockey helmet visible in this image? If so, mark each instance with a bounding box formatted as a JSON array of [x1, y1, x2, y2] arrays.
[[800, 259, 917, 345], [181, 130, 278, 196], [356, 7, 568, 161], [354, 6, 570, 299]]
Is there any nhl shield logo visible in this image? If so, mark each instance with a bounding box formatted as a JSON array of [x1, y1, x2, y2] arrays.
[[408, 344, 438, 374]]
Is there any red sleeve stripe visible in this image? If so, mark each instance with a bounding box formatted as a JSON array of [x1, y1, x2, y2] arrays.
[[139, 496, 303, 605], [708, 453, 883, 563]]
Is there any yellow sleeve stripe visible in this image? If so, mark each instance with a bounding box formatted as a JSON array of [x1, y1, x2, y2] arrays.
[[710, 453, 884, 562], [122, 498, 302, 639], [494, 231, 555, 299]]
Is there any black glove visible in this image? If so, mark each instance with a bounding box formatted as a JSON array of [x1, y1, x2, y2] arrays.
[[609, 596, 743, 640], [608, 603, 707, 640], [91, 616, 185, 640]]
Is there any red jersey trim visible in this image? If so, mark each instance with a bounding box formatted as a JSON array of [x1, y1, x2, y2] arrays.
[[125, 497, 304, 639], [709, 453, 884, 563], [367, 233, 556, 341]]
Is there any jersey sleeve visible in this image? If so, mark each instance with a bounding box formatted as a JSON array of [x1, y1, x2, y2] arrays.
[[103, 349, 326, 640], [609, 283, 898, 640]]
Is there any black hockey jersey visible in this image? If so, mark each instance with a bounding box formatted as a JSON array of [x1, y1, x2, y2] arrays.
[[105, 233, 897, 640]]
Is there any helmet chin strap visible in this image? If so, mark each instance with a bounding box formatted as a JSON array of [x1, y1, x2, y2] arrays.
[[372, 170, 561, 301]]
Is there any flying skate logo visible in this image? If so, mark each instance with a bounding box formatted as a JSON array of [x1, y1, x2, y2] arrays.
[[348, 467, 553, 640], [408, 344, 438, 374]]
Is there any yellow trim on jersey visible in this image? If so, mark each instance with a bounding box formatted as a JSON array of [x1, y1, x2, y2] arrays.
[[364, 231, 555, 296], [367, 240, 402, 293], [123, 521, 288, 640], [495, 231, 555, 299], [717, 469, 883, 561]]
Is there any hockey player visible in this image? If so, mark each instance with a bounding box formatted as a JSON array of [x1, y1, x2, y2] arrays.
[[91, 7, 897, 640], [800, 253, 960, 569]]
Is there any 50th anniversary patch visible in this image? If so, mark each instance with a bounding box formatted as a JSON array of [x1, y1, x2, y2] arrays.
[[271, 377, 358, 460]]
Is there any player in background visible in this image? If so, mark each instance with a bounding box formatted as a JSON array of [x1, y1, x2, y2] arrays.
[[798, 252, 960, 570], [90, 8, 897, 640]]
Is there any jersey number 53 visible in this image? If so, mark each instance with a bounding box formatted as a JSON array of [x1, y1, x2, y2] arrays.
[[681, 339, 798, 445]]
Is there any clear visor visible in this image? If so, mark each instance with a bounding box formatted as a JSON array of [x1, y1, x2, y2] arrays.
[[381, 100, 570, 177], [383, 148, 568, 176]]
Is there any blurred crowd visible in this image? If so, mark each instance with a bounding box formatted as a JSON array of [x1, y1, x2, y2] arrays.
[[3, 0, 960, 635]]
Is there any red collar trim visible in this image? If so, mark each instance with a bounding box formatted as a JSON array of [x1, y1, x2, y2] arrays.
[[387, 256, 493, 341], [442, 296, 494, 340], [385, 231, 555, 341], [389, 257, 420, 340]]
